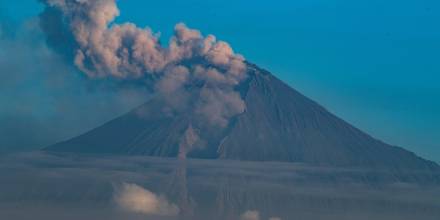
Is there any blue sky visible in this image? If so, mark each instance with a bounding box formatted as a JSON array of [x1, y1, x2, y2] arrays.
[[1, 0, 439, 162]]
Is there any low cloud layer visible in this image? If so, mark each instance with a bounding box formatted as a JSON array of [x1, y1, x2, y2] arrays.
[[0, 153, 439, 220], [39, 0, 248, 128], [114, 183, 179, 216]]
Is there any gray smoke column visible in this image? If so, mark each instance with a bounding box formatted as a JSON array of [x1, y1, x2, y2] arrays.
[[39, 0, 247, 127]]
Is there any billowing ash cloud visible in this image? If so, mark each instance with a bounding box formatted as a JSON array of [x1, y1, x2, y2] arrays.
[[39, 0, 247, 127], [114, 183, 179, 216]]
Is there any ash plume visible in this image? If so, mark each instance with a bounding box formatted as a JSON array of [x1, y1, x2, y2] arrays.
[[178, 125, 200, 160], [167, 160, 196, 219], [39, 0, 247, 128]]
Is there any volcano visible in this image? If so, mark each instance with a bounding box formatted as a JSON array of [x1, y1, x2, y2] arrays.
[[46, 64, 438, 170]]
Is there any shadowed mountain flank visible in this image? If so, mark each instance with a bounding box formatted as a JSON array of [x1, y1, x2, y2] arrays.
[[45, 64, 439, 170]]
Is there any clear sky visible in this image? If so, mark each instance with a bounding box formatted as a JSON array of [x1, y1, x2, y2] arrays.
[[1, 0, 439, 162]]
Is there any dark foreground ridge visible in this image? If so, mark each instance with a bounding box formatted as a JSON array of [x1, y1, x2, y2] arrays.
[[46, 64, 439, 171]]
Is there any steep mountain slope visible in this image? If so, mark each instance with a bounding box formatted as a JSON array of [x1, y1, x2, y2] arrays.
[[45, 64, 439, 170]]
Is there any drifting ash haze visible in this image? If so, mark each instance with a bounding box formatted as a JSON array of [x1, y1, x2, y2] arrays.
[[40, 0, 247, 128]]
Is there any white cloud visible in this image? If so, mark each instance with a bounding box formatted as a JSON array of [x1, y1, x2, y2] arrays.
[[241, 210, 260, 220], [240, 210, 283, 220], [114, 183, 179, 216]]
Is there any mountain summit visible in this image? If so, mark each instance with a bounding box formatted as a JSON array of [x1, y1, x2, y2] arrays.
[[46, 64, 438, 170]]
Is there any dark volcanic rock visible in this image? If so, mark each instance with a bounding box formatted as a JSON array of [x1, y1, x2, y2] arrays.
[[45, 64, 439, 170]]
